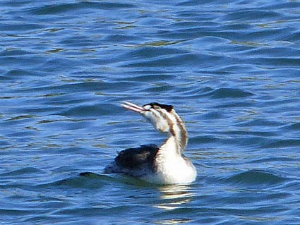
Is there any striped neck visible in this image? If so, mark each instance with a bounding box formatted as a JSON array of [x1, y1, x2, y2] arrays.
[[160, 118, 188, 156], [168, 111, 188, 154]]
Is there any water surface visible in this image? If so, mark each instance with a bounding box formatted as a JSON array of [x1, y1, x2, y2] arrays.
[[1, 0, 300, 224]]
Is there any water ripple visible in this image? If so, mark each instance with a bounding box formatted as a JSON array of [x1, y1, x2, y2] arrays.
[[30, 2, 135, 15], [204, 88, 254, 99], [226, 170, 286, 186], [1, 0, 300, 224]]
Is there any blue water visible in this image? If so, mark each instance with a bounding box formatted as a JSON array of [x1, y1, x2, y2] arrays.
[[1, 0, 300, 224]]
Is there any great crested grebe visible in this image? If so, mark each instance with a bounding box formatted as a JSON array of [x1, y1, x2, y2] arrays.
[[104, 102, 197, 184]]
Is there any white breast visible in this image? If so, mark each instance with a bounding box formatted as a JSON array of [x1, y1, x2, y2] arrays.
[[141, 140, 197, 184]]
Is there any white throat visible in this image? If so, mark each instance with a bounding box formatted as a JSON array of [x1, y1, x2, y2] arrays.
[[160, 135, 181, 156], [153, 135, 196, 184]]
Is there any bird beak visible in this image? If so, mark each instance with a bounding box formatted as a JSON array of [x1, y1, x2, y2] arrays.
[[122, 101, 144, 113]]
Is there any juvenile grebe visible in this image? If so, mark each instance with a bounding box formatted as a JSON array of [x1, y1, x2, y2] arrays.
[[104, 102, 197, 184]]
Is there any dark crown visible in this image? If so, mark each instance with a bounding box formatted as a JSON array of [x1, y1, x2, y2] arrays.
[[146, 102, 174, 112]]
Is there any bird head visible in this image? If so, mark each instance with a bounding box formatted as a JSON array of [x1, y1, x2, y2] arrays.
[[122, 101, 175, 134], [122, 101, 188, 151]]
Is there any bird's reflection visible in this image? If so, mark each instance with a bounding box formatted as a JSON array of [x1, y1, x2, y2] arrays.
[[154, 184, 194, 210], [153, 185, 195, 224]]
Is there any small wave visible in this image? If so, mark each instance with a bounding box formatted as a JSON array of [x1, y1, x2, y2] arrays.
[[201, 111, 224, 120], [250, 157, 295, 164], [282, 122, 300, 131], [60, 103, 120, 117], [190, 135, 219, 144], [204, 88, 253, 99], [226, 170, 286, 186], [223, 9, 280, 22], [30, 2, 134, 15], [123, 53, 205, 68], [262, 139, 300, 149], [38, 173, 112, 189], [236, 118, 283, 127], [0, 167, 43, 177], [37, 172, 152, 190], [125, 47, 187, 59]]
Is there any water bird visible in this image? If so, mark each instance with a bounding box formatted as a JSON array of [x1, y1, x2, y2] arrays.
[[104, 102, 197, 184]]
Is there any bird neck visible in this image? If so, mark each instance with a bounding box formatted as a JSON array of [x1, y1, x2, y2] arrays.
[[160, 122, 188, 156]]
